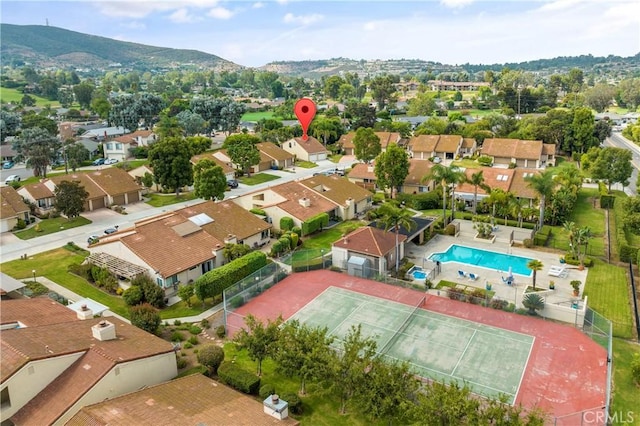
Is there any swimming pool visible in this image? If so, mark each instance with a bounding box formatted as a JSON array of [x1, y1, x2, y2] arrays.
[[428, 244, 533, 276]]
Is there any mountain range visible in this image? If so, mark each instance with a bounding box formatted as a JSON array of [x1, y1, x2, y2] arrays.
[[1, 24, 638, 78]]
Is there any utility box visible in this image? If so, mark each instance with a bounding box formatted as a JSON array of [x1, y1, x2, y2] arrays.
[[263, 394, 289, 420]]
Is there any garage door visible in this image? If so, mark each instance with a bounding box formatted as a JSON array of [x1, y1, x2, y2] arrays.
[[126, 191, 140, 203], [90, 197, 105, 211], [112, 194, 125, 205]]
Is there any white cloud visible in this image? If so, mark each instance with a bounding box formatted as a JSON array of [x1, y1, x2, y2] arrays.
[[120, 21, 146, 30], [276, 0, 289, 4], [93, 0, 222, 18], [535, 0, 586, 13], [208, 6, 234, 19], [283, 13, 323, 25], [252, 2, 265, 8], [440, 0, 474, 9], [363, 21, 378, 31], [169, 8, 201, 24]]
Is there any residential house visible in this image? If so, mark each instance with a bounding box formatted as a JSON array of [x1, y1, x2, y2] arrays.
[[338, 132, 402, 156], [231, 175, 372, 232], [80, 126, 128, 141], [17, 182, 56, 216], [282, 136, 328, 162], [104, 130, 157, 162], [90, 200, 271, 291], [407, 134, 464, 161], [460, 138, 477, 156], [427, 80, 490, 91], [0, 186, 31, 233], [332, 226, 406, 277], [73, 138, 101, 158], [49, 168, 143, 210], [480, 138, 556, 168], [1, 143, 18, 162], [255, 142, 295, 171], [67, 374, 300, 426], [191, 153, 236, 180], [0, 272, 26, 299], [454, 167, 541, 209], [1, 298, 177, 426], [347, 159, 435, 195], [347, 162, 377, 191], [128, 164, 155, 190]]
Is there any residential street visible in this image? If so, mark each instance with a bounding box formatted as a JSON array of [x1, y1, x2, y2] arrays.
[[0, 158, 341, 263]]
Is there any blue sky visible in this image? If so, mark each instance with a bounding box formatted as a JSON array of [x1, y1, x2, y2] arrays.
[[1, 0, 638, 67]]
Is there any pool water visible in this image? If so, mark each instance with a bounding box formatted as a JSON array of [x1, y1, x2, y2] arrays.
[[412, 271, 427, 279], [428, 244, 533, 276]]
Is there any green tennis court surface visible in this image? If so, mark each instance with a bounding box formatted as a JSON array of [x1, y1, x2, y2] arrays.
[[289, 286, 534, 404]]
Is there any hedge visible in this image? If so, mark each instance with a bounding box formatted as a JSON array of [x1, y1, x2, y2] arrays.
[[301, 212, 329, 236], [564, 253, 595, 268], [534, 225, 552, 246], [194, 251, 267, 301], [249, 208, 266, 216], [618, 243, 639, 263], [218, 362, 261, 395], [280, 216, 294, 231]]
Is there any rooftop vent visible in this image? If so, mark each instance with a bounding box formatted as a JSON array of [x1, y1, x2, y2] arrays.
[[91, 320, 116, 341], [77, 304, 93, 321], [299, 197, 311, 208], [263, 394, 289, 420]]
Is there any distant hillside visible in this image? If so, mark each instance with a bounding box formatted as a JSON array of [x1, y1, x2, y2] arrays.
[[0, 24, 243, 72]]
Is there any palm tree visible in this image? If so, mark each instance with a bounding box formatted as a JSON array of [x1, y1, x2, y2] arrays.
[[522, 293, 545, 315], [575, 226, 593, 267], [563, 221, 578, 258], [376, 201, 417, 275], [525, 170, 556, 229], [527, 259, 544, 290], [312, 116, 338, 147], [468, 170, 489, 215], [422, 164, 465, 227]]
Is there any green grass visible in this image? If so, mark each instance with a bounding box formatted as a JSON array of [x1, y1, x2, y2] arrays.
[[451, 158, 481, 169], [115, 159, 149, 170], [159, 296, 221, 320], [301, 221, 366, 251], [146, 192, 199, 207], [224, 343, 376, 426], [238, 173, 280, 185], [1, 247, 131, 318], [0, 87, 62, 107], [15, 216, 92, 240], [328, 154, 343, 164], [240, 111, 274, 122], [610, 338, 640, 418], [295, 160, 318, 169], [583, 260, 634, 339]]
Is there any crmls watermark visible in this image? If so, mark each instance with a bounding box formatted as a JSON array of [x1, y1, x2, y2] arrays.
[[583, 410, 635, 424]]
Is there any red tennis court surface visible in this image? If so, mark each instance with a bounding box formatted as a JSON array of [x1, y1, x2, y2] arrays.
[[228, 270, 608, 423]]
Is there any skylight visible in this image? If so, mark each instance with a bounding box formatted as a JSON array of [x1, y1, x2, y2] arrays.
[[188, 213, 214, 226]]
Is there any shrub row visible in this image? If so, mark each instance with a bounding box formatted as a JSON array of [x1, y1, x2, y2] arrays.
[[218, 362, 261, 395], [194, 251, 267, 301], [534, 225, 552, 246], [599, 181, 615, 209], [250, 208, 266, 216], [301, 212, 329, 236], [563, 253, 595, 268]]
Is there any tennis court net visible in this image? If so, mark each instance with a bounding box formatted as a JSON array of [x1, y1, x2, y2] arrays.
[[378, 295, 426, 355]]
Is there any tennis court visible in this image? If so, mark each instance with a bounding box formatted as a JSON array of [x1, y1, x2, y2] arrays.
[[289, 286, 534, 404]]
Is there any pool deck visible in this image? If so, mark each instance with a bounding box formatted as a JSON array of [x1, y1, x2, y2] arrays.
[[405, 219, 588, 309]]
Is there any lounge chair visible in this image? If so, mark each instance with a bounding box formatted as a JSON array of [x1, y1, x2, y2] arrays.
[[468, 273, 479, 281], [548, 266, 567, 278], [458, 270, 467, 279], [501, 276, 515, 286]]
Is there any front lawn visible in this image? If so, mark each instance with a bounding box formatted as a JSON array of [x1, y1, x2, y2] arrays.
[[146, 192, 199, 207], [159, 296, 221, 320], [15, 216, 92, 240], [238, 173, 280, 185], [583, 260, 634, 338], [295, 160, 317, 169], [301, 220, 366, 251]]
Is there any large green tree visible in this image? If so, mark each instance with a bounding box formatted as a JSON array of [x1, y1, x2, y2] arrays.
[[369, 75, 397, 110], [73, 82, 95, 109], [376, 201, 416, 274], [225, 134, 261, 176], [176, 110, 206, 136], [65, 143, 90, 172], [148, 137, 194, 195], [129, 303, 161, 335], [374, 143, 409, 198], [193, 159, 227, 201], [13, 127, 61, 177], [566, 107, 598, 154], [234, 314, 283, 376], [422, 164, 465, 227], [54, 180, 88, 218], [584, 83, 616, 112], [589, 147, 633, 191], [21, 114, 58, 135], [311, 116, 342, 146], [353, 127, 381, 163]]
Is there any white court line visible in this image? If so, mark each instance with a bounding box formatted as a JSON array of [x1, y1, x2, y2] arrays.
[[513, 336, 536, 401], [450, 329, 477, 376]]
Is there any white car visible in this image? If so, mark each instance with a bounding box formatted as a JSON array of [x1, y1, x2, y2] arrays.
[[104, 158, 119, 165], [4, 175, 20, 185]]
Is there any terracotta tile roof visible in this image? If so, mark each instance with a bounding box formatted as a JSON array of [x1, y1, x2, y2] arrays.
[[50, 174, 106, 201], [113, 134, 136, 144], [299, 174, 372, 205], [408, 135, 439, 153], [509, 168, 540, 199], [337, 132, 355, 149], [129, 130, 154, 138], [270, 181, 336, 221], [257, 142, 294, 161], [19, 182, 54, 200], [191, 152, 235, 175], [333, 226, 406, 257], [0, 186, 29, 219], [178, 200, 271, 242], [338, 132, 400, 150], [542, 144, 556, 155], [455, 167, 515, 195], [85, 168, 142, 196], [1, 316, 173, 383], [462, 138, 476, 148], [348, 163, 377, 180], [292, 136, 327, 154], [405, 159, 435, 186], [122, 213, 222, 277], [11, 350, 114, 426], [435, 135, 462, 153], [481, 138, 543, 160], [67, 374, 300, 426], [0, 298, 77, 328]]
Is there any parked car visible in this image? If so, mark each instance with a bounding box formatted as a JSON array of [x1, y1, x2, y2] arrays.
[[87, 235, 100, 245], [4, 175, 20, 185], [104, 158, 119, 165], [104, 227, 118, 235], [3, 161, 15, 169], [92, 158, 105, 166], [227, 179, 239, 188]]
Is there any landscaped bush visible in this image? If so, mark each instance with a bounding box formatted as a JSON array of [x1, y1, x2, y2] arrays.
[[216, 325, 226, 338], [259, 383, 276, 399], [301, 212, 329, 236], [195, 251, 267, 302], [68, 263, 93, 280], [280, 393, 302, 414], [176, 358, 187, 369], [198, 344, 226, 375], [523, 238, 533, 248], [171, 331, 185, 341], [444, 224, 457, 236], [25, 281, 49, 296], [218, 362, 261, 394], [291, 226, 302, 236], [564, 253, 595, 267], [183, 341, 193, 349], [189, 325, 202, 335], [618, 243, 639, 263], [250, 208, 266, 216], [477, 155, 493, 166], [447, 287, 466, 302], [468, 289, 487, 305], [280, 216, 294, 231], [534, 226, 552, 246], [230, 296, 244, 308], [490, 299, 508, 310], [188, 336, 198, 345]]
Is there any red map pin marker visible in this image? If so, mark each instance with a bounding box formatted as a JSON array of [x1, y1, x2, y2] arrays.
[[294, 98, 316, 141]]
